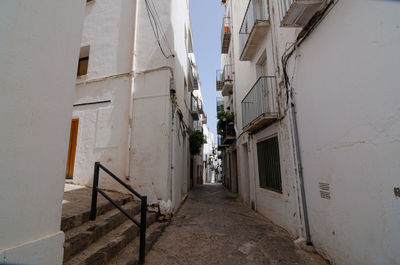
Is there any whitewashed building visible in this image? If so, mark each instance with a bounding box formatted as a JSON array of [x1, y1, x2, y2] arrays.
[[202, 127, 217, 183], [0, 1, 85, 264], [218, 0, 400, 264], [67, 0, 205, 214]]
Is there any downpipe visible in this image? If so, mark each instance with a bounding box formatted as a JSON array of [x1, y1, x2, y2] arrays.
[[291, 100, 312, 245], [126, 0, 140, 180]]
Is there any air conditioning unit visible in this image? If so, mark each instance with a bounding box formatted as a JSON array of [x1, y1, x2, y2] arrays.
[[278, 0, 326, 27]]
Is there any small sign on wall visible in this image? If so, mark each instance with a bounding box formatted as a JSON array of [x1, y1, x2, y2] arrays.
[[394, 187, 400, 199], [319, 182, 331, 200]]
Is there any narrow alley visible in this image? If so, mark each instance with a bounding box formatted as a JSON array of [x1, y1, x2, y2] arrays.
[[145, 184, 327, 265], [1, 1, 399, 264]]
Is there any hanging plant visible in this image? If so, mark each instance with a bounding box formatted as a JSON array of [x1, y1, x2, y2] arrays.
[[217, 110, 226, 120], [189, 130, 205, 155], [226, 112, 234, 122], [217, 111, 234, 134]]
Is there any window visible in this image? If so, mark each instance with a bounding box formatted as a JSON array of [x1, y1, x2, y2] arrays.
[[77, 57, 88, 76], [77, 46, 90, 77], [257, 136, 282, 192], [256, 51, 267, 78], [184, 77, 189, 104], [188, 30, 194, 53]]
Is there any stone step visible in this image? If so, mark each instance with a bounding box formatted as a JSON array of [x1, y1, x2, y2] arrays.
[[63, 201, 141, 262], [108, 221, 169, 265], [61, 194, 133, 232], [64, 212, 157, 265]]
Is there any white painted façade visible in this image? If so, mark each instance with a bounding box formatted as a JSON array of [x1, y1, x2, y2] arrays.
[[217, 0, 400, 265], [69, 0, 206, 214], [0, 0, 205, 264]]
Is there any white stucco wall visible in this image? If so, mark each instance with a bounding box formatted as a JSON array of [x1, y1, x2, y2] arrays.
[[130, 0, 200, 213], [0, 0, 85, 264], [130, 70, 172, 209], [248, 122, 302, 236], [291, 1, 400, 264], [73, 77, 131, 192], [226, 0, 303, 237], [70, 0, 136, 192]]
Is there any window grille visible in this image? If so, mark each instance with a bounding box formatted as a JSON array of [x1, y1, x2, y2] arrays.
[[257, 136, 282, 192]]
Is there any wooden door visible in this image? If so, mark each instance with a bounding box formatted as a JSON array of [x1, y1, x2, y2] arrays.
[[66, 119, 79, 179]]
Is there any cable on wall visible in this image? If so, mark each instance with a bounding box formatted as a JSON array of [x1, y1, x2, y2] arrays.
[[144, 0, 175, 59], [148, 0, 174, 56], [282, 0, 338, 104]]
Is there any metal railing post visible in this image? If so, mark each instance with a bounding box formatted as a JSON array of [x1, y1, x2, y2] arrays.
[[89, 162, 100, 221], [139, 196, 147, 264]]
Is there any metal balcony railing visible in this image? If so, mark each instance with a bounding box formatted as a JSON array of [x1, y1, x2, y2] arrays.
[[218, 120, 235, 146], [202, 115, 207, 124], [217, 134, 227, 150], [217, 135, 222, 147], [222, 64, 233, 83], [221, 17, 231, 54], [198, 98, 204, 114], [216, 65, 233, 96], [189, 61, 199, 91], [216, 98, 224, 112], [216, 70, 223, 91], [190, 94, 200, 120], [241, 76, 278, 130], [239, 0, 270, 61]]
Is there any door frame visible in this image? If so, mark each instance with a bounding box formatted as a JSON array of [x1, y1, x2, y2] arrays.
[[66, 118, 79, 179]]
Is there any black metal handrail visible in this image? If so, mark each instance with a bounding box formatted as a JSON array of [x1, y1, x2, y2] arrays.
[[89, 162, 147, 264]]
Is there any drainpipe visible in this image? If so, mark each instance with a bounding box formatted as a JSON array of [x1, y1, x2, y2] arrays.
[[126, 1, 140, 180], [267, 0, 312, 245], [169, 100, 175, 205], [291, 100, 312, 245]]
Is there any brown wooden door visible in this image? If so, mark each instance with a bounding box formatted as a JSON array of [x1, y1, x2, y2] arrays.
[[66, 119, 79, 179]]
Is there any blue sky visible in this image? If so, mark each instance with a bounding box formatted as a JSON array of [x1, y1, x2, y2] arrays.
[[189, 0, 225, 139]]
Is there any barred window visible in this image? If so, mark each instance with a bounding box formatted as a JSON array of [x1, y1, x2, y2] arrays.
[[257, 136, 282, 193]]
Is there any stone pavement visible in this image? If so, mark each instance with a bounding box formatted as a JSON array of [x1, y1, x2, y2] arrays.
[[145, 184, 328, 265]]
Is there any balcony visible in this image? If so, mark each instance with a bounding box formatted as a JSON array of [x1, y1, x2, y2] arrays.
[[216, 97, 224, 112], [217, 135, 228, 150], [188, 60, 199, 91], [242, 76, 278, 132], [198, 98, 204, 115], [239, 0, 270, 61], [221, 17, 231, 54], [278, 0, 325, 27], [216, 65, 233, 96], [202, 114, 207, 125], [218, 120, 236, 146], [190, 94, 200, 121]]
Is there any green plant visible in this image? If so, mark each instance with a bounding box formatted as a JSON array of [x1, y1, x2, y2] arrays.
[[226, 112, 234, 122], [217, 111, 234, 134], [189, 130, 205, 155], [217, 110, 226, 120]]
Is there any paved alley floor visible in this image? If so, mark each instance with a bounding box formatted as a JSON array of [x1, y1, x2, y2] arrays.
[[145, 184, 328, 265]]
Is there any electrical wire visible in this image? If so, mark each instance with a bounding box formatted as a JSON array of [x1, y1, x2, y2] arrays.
[[148, 0, 174, 56], [281, 0, 338, 105], [144, 0, 174, 59]]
